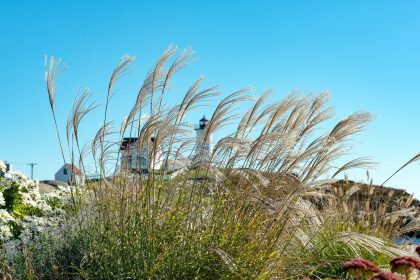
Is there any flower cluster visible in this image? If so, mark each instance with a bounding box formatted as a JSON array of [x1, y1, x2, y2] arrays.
[[0, 160, 71, 260], [390, 256, 420, 278], [343, 255, 420, 280], [369, 271, 401, 280], [343, 258, 381, 279]]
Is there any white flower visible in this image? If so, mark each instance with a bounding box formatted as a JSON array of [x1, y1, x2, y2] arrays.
[[37, 201, 52, 214], [10, 171, 27, 181], [44, 191, 60, 200], [2, 240, 18, 261], [18, 220, 29, 229], [0, 210, 15, 223], [21, 193, 37, 207], [21, 192, 31, 201], [0, 192, 5, 206], [33, 192, 42, 200], [0, 161, 6, 173], [57, 185, 71, 193], [0, 225, 12, 241], [19, 228, 32, 244], [29, 217, 48, 232], [0, 167, 70, 245]]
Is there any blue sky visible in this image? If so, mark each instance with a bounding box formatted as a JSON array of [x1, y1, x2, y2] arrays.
[[0, 1, 419, 196]]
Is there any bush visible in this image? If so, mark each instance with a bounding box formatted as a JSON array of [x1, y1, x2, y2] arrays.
[[0, 161, 73, 278]]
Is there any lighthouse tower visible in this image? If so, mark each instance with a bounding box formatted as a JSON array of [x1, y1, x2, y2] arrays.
[[194, 115, 212, 162]]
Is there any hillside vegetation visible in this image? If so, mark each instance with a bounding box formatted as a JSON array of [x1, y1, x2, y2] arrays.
[[328, 180, 419, 238]]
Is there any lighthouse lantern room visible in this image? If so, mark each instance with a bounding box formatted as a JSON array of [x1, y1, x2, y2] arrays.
[[194, 115, 212, 161]]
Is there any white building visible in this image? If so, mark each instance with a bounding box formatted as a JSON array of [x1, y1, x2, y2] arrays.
[[55, 163, 84, 185], [120, 137, 163, 173], [119, 116, 212, 174], [192, 116, 212, 166]]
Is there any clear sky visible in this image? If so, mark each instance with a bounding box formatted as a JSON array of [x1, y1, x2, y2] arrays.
[[0, 1, 419, 196]]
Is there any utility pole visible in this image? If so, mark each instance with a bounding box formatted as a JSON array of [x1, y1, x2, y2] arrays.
[[27, 163, 37, 179]]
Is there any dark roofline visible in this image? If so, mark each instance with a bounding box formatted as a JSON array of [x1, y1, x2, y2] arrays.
[[65, 163, 82, 176], [120, 137, 139, 150]]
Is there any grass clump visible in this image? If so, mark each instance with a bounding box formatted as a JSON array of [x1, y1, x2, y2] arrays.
[[8, 46, 419, 279]]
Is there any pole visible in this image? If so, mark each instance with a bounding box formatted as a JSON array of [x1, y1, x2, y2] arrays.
[[27, 163, 38, 179]]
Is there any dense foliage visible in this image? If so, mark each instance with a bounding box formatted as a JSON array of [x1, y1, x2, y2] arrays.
[[0, 161, 71, 264]]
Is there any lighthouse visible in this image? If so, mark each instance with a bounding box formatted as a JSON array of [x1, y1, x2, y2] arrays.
[[194, 115, 212, 162]]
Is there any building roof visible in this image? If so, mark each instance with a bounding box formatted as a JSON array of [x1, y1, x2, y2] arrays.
[[65, 163, 83, 176], [120, 137, 156, 151], [120, 137, 139, 150]]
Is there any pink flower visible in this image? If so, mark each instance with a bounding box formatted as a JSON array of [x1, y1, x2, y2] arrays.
[[369, 271, 401, 280], [344, 259, 381, 278], [390, 256, 420, 278], [390, 256, 420, 271]]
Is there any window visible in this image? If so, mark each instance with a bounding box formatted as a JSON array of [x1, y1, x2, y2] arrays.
[[140, 156, 147, 167], [63, 168, 67, 175], [128, 156, 133, 167]]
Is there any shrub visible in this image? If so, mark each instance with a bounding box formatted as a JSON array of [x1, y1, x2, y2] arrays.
[[0, 161, 72, 278]]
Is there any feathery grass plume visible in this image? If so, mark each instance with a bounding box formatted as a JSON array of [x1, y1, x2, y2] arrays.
[[44, 56, 82, 209], [299, 92, 333, 137], [332, 157, 377, 178], [101, 55, 135, 165], [92, 121, 114, 180], [158, 47, 195, 111], [92, 121, 113, 161], [176, 78, 219, 124], [301, 112, 372, 183], [120, 70, 153, 137], [152, 45, 176, 91], [70, 88, 97, 144], [66, 88, 97, 181], [78, 142, 91, 176], [381, 153, 420, 186], [235, 89, 271, 138], [44, 56, 67, 166], [207, 87, 254, 135], [45, 56, 63, 110], [107, 54, 135, 100], [329, 111, 372, 142], [337, 232, 407, 257]]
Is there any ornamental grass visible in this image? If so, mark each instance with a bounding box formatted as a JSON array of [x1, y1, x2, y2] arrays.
[[5, 46, 420, 279]]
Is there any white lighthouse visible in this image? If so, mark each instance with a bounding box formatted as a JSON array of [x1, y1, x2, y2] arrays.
[[193, 116, 212, 164]]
